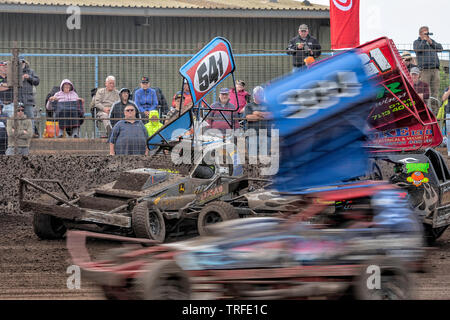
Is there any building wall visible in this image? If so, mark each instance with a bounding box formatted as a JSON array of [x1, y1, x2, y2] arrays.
[[0, 12, 330, 50]]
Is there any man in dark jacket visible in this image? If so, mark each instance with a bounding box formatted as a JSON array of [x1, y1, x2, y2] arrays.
[[19, 57, 40, 137], [109, 88, 140, 128], [287, 24, 321, 71], [413, 26, 443, 110]]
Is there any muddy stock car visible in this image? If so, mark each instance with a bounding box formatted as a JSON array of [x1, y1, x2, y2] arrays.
[[19, 37, 253, 242], [67, 49, 424, 300], [354, 37, 450, 243]]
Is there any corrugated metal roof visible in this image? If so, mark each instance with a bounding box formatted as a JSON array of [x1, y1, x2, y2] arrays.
[[0, 0, 329, 10]]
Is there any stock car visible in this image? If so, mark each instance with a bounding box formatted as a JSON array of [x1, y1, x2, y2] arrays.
[[67, 181, 424, 300]]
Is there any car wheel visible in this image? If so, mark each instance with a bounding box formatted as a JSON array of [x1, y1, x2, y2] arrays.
[[33, 212, 66, 240], [197, 201, 238, 236], [135, 260, 191, 300], [132, 202, 166, 242], [423, 224, 448, 245]]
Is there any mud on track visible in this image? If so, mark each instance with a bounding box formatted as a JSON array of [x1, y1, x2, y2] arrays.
[[1, 213, 450, 300], [1, 154, 450, 299]]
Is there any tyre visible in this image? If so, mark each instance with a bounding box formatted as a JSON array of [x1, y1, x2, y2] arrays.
[[197, 201, 238, 236], [353, 257, 411, 300], [132, 202, 166, 242], [135, 260, 191, 300], [33, 212, 66, 240], [423, 224, 448, 245]]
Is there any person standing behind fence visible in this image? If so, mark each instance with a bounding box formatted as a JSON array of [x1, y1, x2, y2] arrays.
[[109, 88, 140, 128], [5, 104, 33, 155], [244, 86, 273, 157], [229, 80, 250, 114], [207, 88, 239, 135], [18, 57, 40, 138], [109, 103, 149, 155], [0, 61, 13, 117], [401, 51, 418, 73], [410, 67, 430, 107], [90, 75, 119, 137], [134, 76, 158, 121], [413, 26, 443, 114], [171, 79, 192, 109], [287, 24, 321, 71]]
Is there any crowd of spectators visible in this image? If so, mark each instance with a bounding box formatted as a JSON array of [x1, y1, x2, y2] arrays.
[[1, 24, 448, 155]]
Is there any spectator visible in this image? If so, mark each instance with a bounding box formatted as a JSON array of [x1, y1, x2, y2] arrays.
[[134, 76, 158, 120], [90, 75, 119, 137], [207, 87, 239, 135], [229, 80, 250, 114], [165, 91, 193, 124], [109, 88, 140, 128], [132, 86, 168, 117], [0, 101, 8, 154], [18, 57, 40, 138], [401, 51, 418, 73], [442, 87, 450, 107], [144, 109, 163, 137], [5, 104, 33, 155], [413, 26, 443, 114], [171, 79, 192, 109], [0, 61, 13, 117], [244, 86, 273, 156], [287, 24, 321, 71], [46, 79, 84, 138], [44, 85, 61, 118], [153, 87, 169, 117], [410, 67, 430, 107], [108, 103, 149, 155]]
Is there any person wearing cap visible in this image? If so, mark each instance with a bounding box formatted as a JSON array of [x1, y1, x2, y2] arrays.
[[229, 80, 250, 113], [109, 88, 140, 129], [244, 86, 273, 157], [134, 76, 158, 121], [410, 67, 430, 109], [401, 51, 418, 73], [287, 24, 321, 71], [413, 26, 443, 111], [90, 75, 120, 136], [171, 79, 192, 108], [5, 104, 33, 155], [17, 57, 40, 138], [165, 91, 193, 124], [207, 87, 239, 135]]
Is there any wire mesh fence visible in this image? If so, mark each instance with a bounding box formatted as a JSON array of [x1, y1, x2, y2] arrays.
[[0, 41, 449, 156]]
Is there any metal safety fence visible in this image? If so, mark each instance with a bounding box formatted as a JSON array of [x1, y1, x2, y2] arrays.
[[0, 42, 449, 155]]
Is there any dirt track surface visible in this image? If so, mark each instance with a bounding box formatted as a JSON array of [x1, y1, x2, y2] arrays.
[[1, 213, 450, 300]]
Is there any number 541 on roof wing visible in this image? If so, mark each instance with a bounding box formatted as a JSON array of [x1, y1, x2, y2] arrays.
[[179, 37, 236, 105]]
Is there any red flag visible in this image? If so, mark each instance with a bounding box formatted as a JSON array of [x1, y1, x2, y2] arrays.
[[330, 0, 360, 49]]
